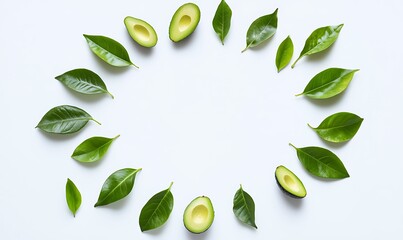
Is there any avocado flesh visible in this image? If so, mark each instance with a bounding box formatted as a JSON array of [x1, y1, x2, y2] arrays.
[[169, 3, 201, 42], [183, 196, 214, 234], [124, 16, 157, 47], [275, 165, 307, 198]]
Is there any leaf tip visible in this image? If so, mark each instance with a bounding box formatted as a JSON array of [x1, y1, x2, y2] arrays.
[[307, 123, 315, 129]]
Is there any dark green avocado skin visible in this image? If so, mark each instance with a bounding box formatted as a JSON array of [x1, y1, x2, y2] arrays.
[[275, 173, 305, 199]]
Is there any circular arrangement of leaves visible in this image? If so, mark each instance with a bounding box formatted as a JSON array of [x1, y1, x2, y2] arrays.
[[36, 0, 363, 235]]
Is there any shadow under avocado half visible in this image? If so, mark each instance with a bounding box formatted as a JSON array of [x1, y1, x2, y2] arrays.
[[185, 227, 211, 240], [171, 29, 199, 49]]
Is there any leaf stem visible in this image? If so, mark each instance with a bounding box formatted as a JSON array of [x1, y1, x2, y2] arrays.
[[168, 181, 174, 190], [289, 143, 298, 150], [241, 42, 253, 53], [113, 134, 121, 140], [108, 91, 115, 99], [307, 123, 315, 129], [295, 92, 304, 97], [291, 57, 301, 68], [91, 118, 102, 125], [132, 62, 140, 69]]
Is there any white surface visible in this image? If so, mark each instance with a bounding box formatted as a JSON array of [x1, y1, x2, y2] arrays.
[[1, 0, 402, 239]]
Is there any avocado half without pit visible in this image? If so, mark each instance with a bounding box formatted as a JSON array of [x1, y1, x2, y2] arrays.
[[275, 165, 307, 198], [183, 196, 214, 234], [124, 16, 158, 47], [169, 3, 201, 42]]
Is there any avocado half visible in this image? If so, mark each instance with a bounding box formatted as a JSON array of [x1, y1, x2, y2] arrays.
[[169, 3, 201, 42], [275, 165, 307, 198], [183, 196, 214, 234], [124, 16, 158, 47]]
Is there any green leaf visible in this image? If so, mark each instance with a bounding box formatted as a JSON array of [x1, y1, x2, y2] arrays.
[[289, 144, 350, 179], [139, 182, 174, 232], [309, 112, 364, 143], [242, 8, 278, 52], [296, 68, 359, 99], [276, 36, 294, 72], [71, 135, 120, 163], [66, 178, 82, 217], [233, 185, 257, 229], [94, 168, 141, 207], [55, 68, 114, 98], [36, 105, 101, 134], [212, 0, 232, 45], [83, 34, 138, 68], [292, 24, 343, 68]]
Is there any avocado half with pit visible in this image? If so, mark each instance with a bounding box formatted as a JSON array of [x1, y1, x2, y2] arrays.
[[183, 196, 214, 234], [169, 3, 201, 42], [124, 16, 158, 48], [275, 165, 307, 198]]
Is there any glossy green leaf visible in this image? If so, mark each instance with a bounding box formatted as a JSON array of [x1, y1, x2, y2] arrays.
[[94, 168, 141, 207], [292, 24, 343, 68], [242, 8, 278, 52], [66, 178, 82, 217], [36, 105, 100, 134], [212, 0, 232, 45], [276, 36, 294, 72], [296, 68, 359, 99], [309, 112, 364, 143], [55, 68, 113, 98], [233, 185, 257, 229], [289, 144, 350, 179], [139, 182, 174, 232], [83, 34, 138, 68], [71, 135, 120, 163]]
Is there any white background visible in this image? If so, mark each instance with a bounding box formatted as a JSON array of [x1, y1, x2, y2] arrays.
[[1, 0, 402, 239]]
